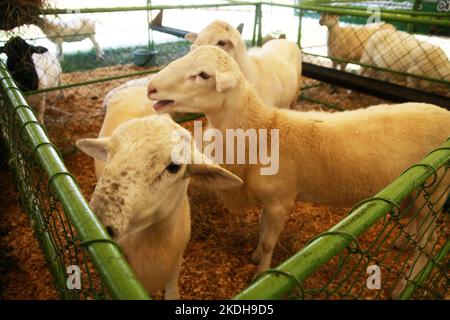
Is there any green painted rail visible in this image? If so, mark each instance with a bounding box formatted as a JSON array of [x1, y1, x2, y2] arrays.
[[235, 138, 450, 299], [0, 62, 150, 300]]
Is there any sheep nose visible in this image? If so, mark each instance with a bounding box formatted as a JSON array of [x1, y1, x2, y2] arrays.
[[147, 86, 157, 96], [105, 226, 115, 238]]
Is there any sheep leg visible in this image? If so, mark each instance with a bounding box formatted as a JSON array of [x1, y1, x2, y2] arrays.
[[56, 40, 64, 61], [37, 94, 46, 123], [251, 208, 268, 264], [391, 180, 446, 299], [393, 196, 416, 251], [255, 197, 294, 274], [164, 254, 183, 300], [89, 35, 104, 60], [290, 77, 302, 109]]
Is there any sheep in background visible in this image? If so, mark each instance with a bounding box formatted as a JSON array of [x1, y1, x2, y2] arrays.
[[102, 75, 155, 111], [0, 37, 61, 123], [36, 16, 104, 61], [147, 45, 450, 297], [360, 28, 450, 90], [94, 86, 156, 180], [76, 115, 242, 299], [185, 20, 302, 109], [261, 33, 286, 45], [319, 13, 395, 70]]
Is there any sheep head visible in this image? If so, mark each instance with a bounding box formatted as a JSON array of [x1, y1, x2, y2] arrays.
[[319, 13, 339, 27], [185, 20, 245, 61], [76, 115, 242, 241], [0, 36, 47, 60], [147, 45, 243, 114]]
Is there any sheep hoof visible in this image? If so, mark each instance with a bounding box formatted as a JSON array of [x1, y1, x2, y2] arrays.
[[393, 236, 413, 251], [251, 248, 262, 264], [390, 279, 407, 300]]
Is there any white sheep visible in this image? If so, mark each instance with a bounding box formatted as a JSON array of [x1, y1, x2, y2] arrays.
[[147, 45, 450, 297], [101, 75, 155, 111], [76, 115, 242, 299], [319, 13, 395, 70], [0, 37, 61, 123], [95, 85, 156, 180], [36, 16, 104, 61], [185, 20, 302, 109], [360, 28, 450, 89]]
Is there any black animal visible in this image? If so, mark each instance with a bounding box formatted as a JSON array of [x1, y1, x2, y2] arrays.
[[0, 37, 48, 92]]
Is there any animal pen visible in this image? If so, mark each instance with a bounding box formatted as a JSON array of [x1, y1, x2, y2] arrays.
[[0, 0, 449, 300]]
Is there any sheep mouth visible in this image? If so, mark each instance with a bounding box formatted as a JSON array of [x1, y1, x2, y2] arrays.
[[153, 100, 175, 111]]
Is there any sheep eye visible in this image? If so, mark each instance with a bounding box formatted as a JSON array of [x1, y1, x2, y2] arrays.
[[198, 71, 210, 80], [166, 162, 181, 174], [217, 40, 226, 46]]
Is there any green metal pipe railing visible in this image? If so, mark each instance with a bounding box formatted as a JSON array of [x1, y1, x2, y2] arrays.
[[0, 62, 150, 300], [303, 52, 450, 86], [298, 1, 450, 17], [25, 69, 161, 96], [260, 1, 450, 27], [41, 2, 257, 15], [235, 138, 450, 299]]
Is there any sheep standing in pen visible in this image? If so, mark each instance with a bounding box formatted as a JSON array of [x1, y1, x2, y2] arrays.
[[147, 45, 450, 298], [0, 37, 61, 123], [95, 86, 156, 180], [101, 75, 155, 111], [35, 16, 104, 61], [360, 28, 450, 89], [185, 20, 302, 109], [319, 13, 395, 70], [76, 115, 242, 299]]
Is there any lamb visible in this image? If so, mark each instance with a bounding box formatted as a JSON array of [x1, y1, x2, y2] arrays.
[[101, 75, 155, 111], [95, 85, 156, 180], [319, 13, 395, 70], [360, 28, 450, 89], [261, 33, 286, 45], [35, 16, 104, 61], [147, 45, 450, 297], [0, 37, 62, 123], [185, 20, 302, 109], [76, 115, 242, 299]]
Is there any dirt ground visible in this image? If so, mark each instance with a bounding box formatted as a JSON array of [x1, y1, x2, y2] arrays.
[[0, 64, 446, 300]]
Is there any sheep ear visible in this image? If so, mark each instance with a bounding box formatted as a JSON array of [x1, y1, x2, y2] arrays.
[[236, 23, 244, 34], [187, 159, 242, 190], [215, 71, 237, 92], [76, 138, 109, 161], [31, 46, 48, 54], [185, 32, 198, 43]]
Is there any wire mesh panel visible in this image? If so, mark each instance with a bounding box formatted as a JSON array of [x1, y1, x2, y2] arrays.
[[0, 62, 149, 300], [236, 140, 450, 300], [293, 1, 450, 98]]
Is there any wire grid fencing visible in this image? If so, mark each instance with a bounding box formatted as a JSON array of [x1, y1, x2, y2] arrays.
[[0, 2, 449, 118], [295, 1, 450, 101], [0, 2, 262, 148], [236, 139, 450, 300], [1, 1, 449, 300], [0, 62, 149, 300]]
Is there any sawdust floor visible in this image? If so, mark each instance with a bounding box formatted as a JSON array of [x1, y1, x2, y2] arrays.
[[1, 63, 433, 300]]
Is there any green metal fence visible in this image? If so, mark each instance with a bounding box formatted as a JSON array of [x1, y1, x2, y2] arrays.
[[1, 1, 449, 300], [0, 62, 149, 300], [236, 138, 450, 299], [2, 58, 449, 300], [1, 1, 447, 113]]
